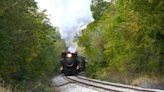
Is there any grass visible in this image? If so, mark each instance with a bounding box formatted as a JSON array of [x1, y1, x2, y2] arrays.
[[0, 80, 54, 92], [132, 74, 164, 86], [0, 82, 15, 92]]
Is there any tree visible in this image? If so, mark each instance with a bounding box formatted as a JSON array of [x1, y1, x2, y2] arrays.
[[79, 0, 164, 81], [0, 0, 64, 85]]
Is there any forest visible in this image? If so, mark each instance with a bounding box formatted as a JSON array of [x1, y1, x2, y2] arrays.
[[80, 0, 164, 84], [0, 0, 65, 91], [0, 0, 164, 91]]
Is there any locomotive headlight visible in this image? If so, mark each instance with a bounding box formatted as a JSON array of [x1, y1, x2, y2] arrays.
[[67, 53, 72, 58]]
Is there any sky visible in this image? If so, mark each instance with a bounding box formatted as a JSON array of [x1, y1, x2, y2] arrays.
[[35, 0, 57, 26], [35, 0, 94, 53]]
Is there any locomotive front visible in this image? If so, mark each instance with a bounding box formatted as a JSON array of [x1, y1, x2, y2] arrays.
[[60, 52, 78, 75], [60, 52, 85, 76]]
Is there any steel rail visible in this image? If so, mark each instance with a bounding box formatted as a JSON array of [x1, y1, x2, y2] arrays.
[[53, 75, 75, 87], [65, 75, 162, 92], [76, 76, 162, 92], [65, 76, 122, 92]]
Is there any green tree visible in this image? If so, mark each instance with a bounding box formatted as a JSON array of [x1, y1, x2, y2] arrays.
[[0, 0, 64, 87], [79, 0, 164, 82]]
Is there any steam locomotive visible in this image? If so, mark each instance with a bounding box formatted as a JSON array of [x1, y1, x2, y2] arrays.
[[60, 52, 85, 76]]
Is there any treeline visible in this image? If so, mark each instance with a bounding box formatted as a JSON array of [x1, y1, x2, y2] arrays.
[[80, 0, 164, 83], [0, 0, 64, 89]]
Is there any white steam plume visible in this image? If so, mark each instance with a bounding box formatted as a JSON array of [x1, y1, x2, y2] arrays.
[[35, 0, 94, 53]]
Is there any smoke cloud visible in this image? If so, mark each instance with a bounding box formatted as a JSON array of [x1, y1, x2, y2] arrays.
[[35, 0, 94, 53]]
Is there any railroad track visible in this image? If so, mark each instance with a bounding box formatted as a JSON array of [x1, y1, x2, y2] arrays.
[[65, 76, 162, 92], [52, 74, 75, 87]]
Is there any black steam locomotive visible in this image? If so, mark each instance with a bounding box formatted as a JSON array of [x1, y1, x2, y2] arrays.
[[60, 52, 85, 76]]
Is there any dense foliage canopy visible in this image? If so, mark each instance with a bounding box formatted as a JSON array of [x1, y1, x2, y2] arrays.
[[80, 0, 164, 82], [0, 0, 64, 86]]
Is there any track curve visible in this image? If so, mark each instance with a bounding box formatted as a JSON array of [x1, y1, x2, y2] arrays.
[[65, 76, 163, 92]]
